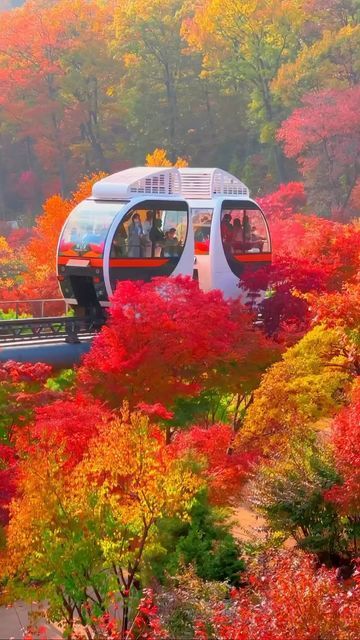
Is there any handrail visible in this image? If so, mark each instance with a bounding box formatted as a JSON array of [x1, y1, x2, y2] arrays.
[[0, 315, 104, 344]]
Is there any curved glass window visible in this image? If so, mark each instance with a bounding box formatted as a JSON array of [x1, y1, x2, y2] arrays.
[[110, 202, 188, 260], [59, 201, 127, 258], [221, 203, 270, 256]]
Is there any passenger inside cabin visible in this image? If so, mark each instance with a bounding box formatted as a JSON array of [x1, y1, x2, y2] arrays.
[[248, 225, 265, 252], [221, 213, 233, 243], [232, 218, 243, 241], [221, 213, 234, 255], [163, 228, 180, 257], [111, 223, 127, 257], [176, 217, 187, 245], [142, 210, 153, 257], [128, 213, 143, 257], [149, 212, 165, 256], [221, 208, 268, 256], [242, 211, 251, 241], [142, 210, 153, 237], [251, 225, 262, 242]]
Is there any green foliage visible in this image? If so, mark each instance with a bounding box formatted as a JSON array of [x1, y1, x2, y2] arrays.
[[251, 439, 352, 557], [170, 390, 232, 428], [46, 368, 76, 392], [149, 491, 245, 586], [0, 309, 28, 320]]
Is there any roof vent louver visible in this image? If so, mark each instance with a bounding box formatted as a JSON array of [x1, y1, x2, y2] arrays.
[[179, 168, 249, 199], [92, 167, 182, 200], [91, 166, 249, 201]]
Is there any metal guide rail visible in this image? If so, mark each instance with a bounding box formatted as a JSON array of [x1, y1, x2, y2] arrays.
[[0, 316, 104, 345]]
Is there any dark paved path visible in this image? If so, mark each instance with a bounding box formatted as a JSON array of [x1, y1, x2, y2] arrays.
[[0, 602, 61, 639]]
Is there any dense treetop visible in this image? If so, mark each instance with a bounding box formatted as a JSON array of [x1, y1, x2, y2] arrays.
[[0, 0, 358, 220]]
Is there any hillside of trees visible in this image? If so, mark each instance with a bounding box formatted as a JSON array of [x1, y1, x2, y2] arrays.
[[0, 0, 359, 221]]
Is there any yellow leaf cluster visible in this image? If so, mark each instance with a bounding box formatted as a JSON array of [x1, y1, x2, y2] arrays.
[[0, 236, 17, 289], [272, 24, 360, 105], [2, 408, 202, 582], [237, 326, 351, 455], [146, 147, 188, 167]]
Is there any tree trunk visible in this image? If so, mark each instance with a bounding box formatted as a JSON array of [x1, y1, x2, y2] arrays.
[[164, 62, 177, 161]]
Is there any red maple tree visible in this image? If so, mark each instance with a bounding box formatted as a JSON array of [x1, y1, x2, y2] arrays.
[[79, 276, 274, 410]]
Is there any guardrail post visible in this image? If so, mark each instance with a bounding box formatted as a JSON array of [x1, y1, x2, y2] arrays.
[[65, 320, 81, 344]]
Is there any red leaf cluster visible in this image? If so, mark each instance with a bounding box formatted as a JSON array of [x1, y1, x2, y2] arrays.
[[199, 552, 360, 640], [0, 444, 17, 526], [258, 182, 306, 219], [14, 396, 112, 472], [79, 276, 269, 408], [325, 382, 360, 514], [172, 423, 257, 503], [278, 87, 360, 216], [0, 360, 52, 383], [241, 211, 360, 339]]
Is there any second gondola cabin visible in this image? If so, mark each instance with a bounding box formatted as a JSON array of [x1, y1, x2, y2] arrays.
[[57, 166, 271, 315]]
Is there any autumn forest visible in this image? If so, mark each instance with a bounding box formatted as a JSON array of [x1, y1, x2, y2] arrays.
[[0, 0, 360, 639]]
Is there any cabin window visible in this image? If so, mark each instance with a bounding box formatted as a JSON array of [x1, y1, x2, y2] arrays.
[[220, 205, 270, 256], [192, 208, 213, 255], [59, 201, 126, 258], [110, 204, 188, 259]]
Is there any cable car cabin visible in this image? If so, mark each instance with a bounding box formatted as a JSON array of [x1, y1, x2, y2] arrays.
[[57, 166, 271, 315], [57, 167, 193, 315], [179, 168, 271, 299]]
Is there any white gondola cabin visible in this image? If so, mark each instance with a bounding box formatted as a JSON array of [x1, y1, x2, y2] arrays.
[[57, 167, 271, 314]]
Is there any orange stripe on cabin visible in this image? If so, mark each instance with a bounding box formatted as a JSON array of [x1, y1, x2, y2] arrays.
[[234, 253, 272, 263], [58, 256, 103, 267], [109, 258, 169, 267], [58, 257, 170, 268]]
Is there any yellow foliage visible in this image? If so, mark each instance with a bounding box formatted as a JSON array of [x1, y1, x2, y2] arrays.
[[71, 409, 201, 532], [123, 52, 140, 68], [146, 147, 189, 168], [0, 236, 15, 288], [3, 408, 202, 582], [236, 326, 351, 455], [272, 24, 360, 105], [146, 148, 172, 167]]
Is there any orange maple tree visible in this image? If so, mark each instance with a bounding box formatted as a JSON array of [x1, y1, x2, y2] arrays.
[[19, 172, 105, 300]]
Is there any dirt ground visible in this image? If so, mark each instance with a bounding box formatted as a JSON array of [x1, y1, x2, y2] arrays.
[[231, 501, 266, 543]]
